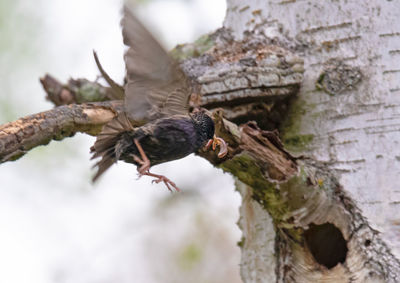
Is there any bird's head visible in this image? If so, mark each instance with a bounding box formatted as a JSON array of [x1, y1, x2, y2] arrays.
[[191, 109, 228, 158], [191, 110, 215, 141]]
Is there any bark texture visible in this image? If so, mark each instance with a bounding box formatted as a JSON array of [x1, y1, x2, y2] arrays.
[[224, 0, 400, 282], [0, 101, 122, 162]]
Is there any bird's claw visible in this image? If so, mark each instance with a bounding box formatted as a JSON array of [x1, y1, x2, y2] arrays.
[[135, 167, 180, 192], [204, 135, 228, 158], [151, 175, 180, 192]]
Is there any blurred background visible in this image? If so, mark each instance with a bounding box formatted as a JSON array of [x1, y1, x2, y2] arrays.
[[0, 0, 242, 282]]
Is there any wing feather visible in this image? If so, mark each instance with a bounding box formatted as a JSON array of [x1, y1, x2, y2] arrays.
[[122, 6, 190, 121]]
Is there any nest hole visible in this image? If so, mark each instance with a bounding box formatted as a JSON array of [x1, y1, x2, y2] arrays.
[[304, 223, 348, 269]]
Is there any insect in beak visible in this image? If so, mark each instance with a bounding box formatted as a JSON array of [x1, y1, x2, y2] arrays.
[[204, 135, 228, 158]]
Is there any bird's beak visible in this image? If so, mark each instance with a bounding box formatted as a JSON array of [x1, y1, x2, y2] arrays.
[[204, 135, 228, 158]]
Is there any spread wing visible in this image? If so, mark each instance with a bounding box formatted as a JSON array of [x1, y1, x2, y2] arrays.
[[122, 6, 190, 122]]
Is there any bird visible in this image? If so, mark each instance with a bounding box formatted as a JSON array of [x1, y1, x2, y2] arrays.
[[90, 6, 227, 191]]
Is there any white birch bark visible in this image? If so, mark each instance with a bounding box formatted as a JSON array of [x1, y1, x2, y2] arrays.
[[224, 0, 400, 281]]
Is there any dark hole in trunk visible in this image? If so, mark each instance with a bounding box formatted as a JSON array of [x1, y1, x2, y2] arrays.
[[304, 223, 348, 269]]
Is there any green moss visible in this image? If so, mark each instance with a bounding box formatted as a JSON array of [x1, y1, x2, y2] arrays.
[[282, 134, 314, 152], [315, 73, 325, 91], [170, 34, 215, 61], [280, 97, 315, 152], [220, 153, 327, 243], [280, 98, 305, 139], [8, 151, 25, 161], [75, 82, 108, 103], [280, 169, 311, 211], [221, 153, 289, 220], [237, 236, 245, 248], [194, 34, 215, 51]]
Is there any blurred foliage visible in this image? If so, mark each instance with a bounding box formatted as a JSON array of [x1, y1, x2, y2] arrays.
[[178, 243, 203, 270], [0, 0, 44, 122], [147, 194, 241, 283]]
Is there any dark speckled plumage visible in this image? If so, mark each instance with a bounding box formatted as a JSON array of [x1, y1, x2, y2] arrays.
[[91, 111, 215, 182], [118, 112, 214, 166], [90, 6, 220, 184]]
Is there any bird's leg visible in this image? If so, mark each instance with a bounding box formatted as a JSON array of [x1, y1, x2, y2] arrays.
[[132, 139, 151, 175], [132, 139, 180, 192], [204, 135, 228, 158]]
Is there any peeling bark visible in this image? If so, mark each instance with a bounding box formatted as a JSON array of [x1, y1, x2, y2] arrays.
[[210, 113, 400, 282], [216, 120, 400, 282]]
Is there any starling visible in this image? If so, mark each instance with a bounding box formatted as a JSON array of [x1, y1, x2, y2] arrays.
[[90, 6, 227, 191]]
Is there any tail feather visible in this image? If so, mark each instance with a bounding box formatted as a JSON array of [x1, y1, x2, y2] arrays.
[[91, 113, 134, 182], [93, 50, 125, 100], [92, 154, 115, 183]]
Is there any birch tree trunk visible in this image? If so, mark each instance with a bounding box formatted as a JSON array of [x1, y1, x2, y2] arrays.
[[223, 0, 400, 281]]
